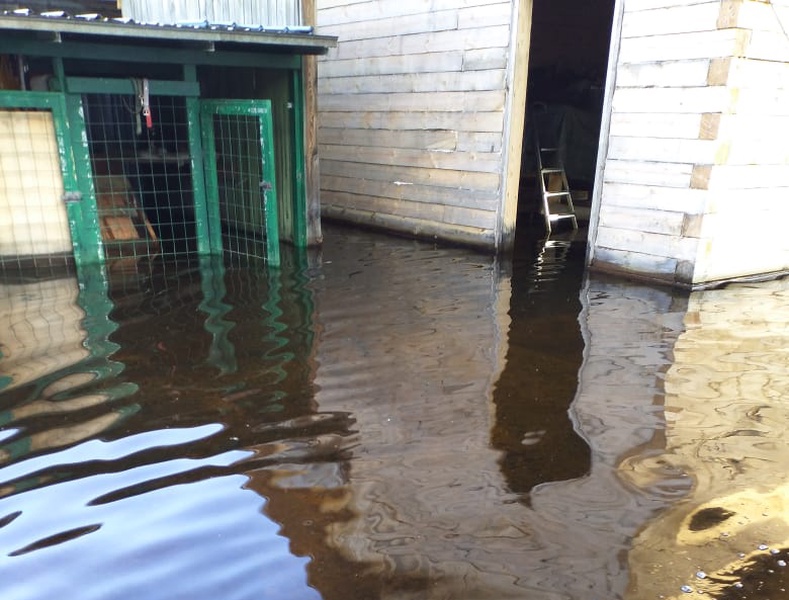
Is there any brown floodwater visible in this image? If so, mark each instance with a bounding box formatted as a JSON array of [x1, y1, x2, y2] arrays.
[[1, 224, 789, 600]]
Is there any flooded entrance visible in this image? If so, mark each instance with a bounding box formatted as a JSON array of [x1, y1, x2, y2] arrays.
[[1, 225, 788, 599]]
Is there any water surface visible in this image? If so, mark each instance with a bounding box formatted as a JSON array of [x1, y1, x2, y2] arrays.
[[1, 225, 788, 599]]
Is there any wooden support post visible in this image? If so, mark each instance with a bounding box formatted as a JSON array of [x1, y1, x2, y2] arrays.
[[302, 0, 322, 247]]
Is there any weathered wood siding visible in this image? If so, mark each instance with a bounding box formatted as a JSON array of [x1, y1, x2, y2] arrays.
[[592, 0, 789, 286], [315, 0, 514, 248]]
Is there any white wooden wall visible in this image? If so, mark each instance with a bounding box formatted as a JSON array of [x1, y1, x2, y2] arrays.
[[315, 0, 513, 247], [593, 0, 789, 286]]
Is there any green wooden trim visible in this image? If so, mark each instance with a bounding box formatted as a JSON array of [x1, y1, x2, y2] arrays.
[[199, 104, 225, 255], [64, 93, 105, 265], [0, 90, 62, 109], [186, 97, 217, 255], [290, 69, 307, 248], [259, 106, 281, 267], [65, 77, 200, 97], [52, 57, 66, 92], [0, 38, 302, 69], [183, 64, 197, 82]]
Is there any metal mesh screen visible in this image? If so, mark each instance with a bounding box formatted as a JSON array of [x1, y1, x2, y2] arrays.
[[0, 109, 73, 271], [84, 93, 196, 266], [212, 113, 269, 260]]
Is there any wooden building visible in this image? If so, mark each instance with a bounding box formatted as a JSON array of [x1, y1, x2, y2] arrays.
[[315, 0, 789, 288], [0, 2, 335, 271]]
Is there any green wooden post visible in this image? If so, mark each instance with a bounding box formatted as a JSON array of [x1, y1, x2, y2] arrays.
[[259, 106, 281, 267], [199, 106, 225, 255], [290, 68, 307, 248], [186, 97, 216, 255], [63, 93, 104, 265], [52, 57, 66, 91]]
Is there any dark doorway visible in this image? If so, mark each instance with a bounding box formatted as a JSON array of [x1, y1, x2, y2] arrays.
[[516, 0, 616, 237]]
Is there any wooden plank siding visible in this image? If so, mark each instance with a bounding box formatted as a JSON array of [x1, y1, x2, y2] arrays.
[[316, 0, 513, 247], [591, 0, 789, 287]]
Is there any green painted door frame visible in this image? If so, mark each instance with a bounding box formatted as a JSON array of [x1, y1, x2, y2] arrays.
[[200, 99, 281, 267], [0, 90, 103, 267]]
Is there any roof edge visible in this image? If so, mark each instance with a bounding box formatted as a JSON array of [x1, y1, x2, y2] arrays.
[[0, 13, 337, 52]]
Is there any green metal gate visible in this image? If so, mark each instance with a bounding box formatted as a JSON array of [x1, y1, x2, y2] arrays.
[[1, 91, 282, 269], [0, 91, 102, 268], [200, 100, 280, 267]]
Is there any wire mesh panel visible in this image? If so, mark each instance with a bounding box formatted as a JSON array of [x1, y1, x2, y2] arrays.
[[201, 100, 279, 266], [83, 93, 196, 266], [0, 109, 72, 270]]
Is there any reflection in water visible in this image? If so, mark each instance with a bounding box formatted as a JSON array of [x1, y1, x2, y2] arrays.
[[627, 277, 789, 599], [492, 234, 590, 501], [2, 225, 789, 599]]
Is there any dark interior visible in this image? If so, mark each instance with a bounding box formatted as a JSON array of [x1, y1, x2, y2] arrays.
[[517, 0, 616, 233]]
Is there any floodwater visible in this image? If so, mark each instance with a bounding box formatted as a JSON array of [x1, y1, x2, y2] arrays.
[[1, 224, 789, 600]]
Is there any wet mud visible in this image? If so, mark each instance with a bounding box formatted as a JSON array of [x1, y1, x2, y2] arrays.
[[1, 224, 789, 599]]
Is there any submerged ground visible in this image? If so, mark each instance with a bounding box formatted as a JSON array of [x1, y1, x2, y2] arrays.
[[1, 224, 788, 599]]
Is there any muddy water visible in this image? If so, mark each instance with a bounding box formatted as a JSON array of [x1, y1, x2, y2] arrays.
[[1, 225, 788, 599]]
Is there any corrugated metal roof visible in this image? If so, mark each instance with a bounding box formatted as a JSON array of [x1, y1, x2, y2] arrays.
[[123, 0, 303, 30], [0, 7, 336, 52]]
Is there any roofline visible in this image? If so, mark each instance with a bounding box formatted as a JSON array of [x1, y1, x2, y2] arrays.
[[0, 14, 337, 54]]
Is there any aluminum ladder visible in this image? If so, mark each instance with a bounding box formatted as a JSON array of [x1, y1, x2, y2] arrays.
[[532, 108, 578, 234]]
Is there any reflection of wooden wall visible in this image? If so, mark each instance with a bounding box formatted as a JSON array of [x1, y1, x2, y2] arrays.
[[0, 277, 88, 392], [0, 110, 71, 258], [628, 279, 789, 597]]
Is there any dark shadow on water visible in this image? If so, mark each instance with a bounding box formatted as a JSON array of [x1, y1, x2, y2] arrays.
[[492, 228, 591, 502]]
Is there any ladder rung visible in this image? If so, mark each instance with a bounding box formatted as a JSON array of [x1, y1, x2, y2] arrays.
[[541, 168, 563, 174], [545, 191, 571, 198], [549, 214, 577, 221], [540, 147, 558, 152]]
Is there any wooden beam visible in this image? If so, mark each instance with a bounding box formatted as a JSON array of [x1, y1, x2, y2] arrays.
[[302, 0, 321, 246], [65, 77, 200, 96], [498, 0, 531, 253]]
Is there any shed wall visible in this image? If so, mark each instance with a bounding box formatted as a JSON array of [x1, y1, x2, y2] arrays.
[[315, 0, 512, 247], [591, 0, 789, 286]]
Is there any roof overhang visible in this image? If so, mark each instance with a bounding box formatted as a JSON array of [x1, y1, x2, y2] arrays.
[[0, 12, 337, 58]]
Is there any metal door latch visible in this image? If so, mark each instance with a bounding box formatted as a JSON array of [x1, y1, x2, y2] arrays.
[[62, 191, 82, 203]]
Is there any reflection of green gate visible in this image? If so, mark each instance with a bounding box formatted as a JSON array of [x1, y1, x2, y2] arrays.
[[200, 100, 280, 267]]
